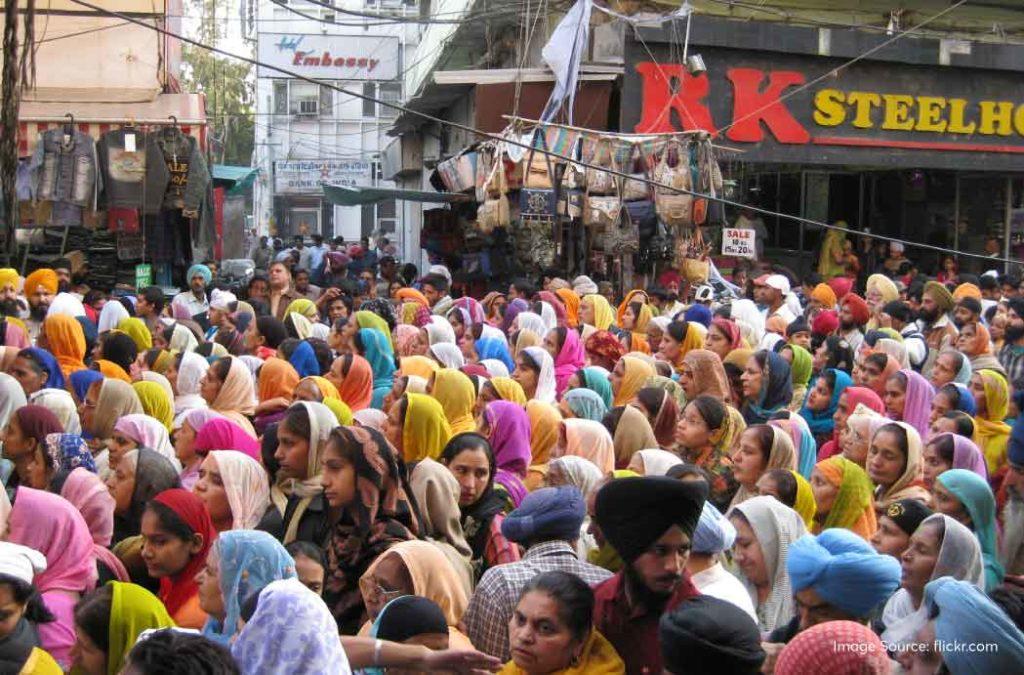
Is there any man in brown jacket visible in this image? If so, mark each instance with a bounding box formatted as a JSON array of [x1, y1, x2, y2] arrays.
[[918, 280, 958, 380], [268, 261, 299, 321]]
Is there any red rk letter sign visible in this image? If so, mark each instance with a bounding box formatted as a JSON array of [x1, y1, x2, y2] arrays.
[[633, 62, 715, 133], [725, 68, 810, 143]]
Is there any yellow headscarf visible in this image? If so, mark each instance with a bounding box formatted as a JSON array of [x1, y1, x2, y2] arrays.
[[355, 311, 394, 351], [613, 356, 656, 407], [133, 380, 174, 431], [814, 457, 876, 540], [402, 393, 452, 463], [616, 289, 648, 326], [526, 399, 562, 466], [151, 349, 174, 375], [953, 283, 982, 301], [323, 397, 354, 426], [582, 294, 615, 331], [432, 368, 476, 435], [117, 318, 153, 351], [497, 630, 624, 675], [399, 355, 438, 379], [490, 377, 527, 406], [285, 298, 318, 320], [974, 369, 1011, 475], [790, 470, 817, 529]]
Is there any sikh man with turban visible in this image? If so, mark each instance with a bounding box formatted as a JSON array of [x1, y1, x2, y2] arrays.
[[592, 476, 707, 674], [660, 595, 765, 675], [838, 293, 870, 354], [172, 263, 212, 321], [22, 268, 59, 338], [919, 280, 958, 379], [759, 528, 900, 671]]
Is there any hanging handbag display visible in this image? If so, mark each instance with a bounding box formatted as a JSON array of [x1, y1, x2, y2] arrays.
[[653, 139, 694, 229], [622, 144, 651, 202], [676, 226, 710, 284], [561, 137, 586, 191], [477, 152, 511, 233], [437, 151, 478, 193], [584, 139, 616, 195], [519, 129, 557, 218]]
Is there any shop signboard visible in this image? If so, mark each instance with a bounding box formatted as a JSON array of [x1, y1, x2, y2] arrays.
[[258, 33, 399, 80], [721, 228, 755, 258], [622, 39, 1024, 171], [135, 263, 152, 290], [274, 160, 374, 195]]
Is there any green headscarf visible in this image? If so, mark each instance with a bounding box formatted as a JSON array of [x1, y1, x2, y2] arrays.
[[581, 366, 613, 409], [354, 310, 394, 353], [788, 344, 813, 388], [106, 582, 175, 675]]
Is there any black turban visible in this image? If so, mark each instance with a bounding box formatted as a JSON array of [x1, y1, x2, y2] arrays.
[[883, 498, 934, 537], [595, 477, 706, 562], [659, 595, 765, 675]]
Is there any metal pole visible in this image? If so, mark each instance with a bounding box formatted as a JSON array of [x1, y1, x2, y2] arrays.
[[1005, 176, 1013, 274]]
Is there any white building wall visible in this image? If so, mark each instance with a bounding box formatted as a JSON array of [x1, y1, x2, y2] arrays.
[[253, 0, 419, 246]]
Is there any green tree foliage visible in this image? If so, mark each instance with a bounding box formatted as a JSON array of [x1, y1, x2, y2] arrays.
[[180, 0, 254, 166]]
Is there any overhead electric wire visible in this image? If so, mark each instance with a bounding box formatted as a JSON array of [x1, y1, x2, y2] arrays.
[[63, 0, 1020, 266]]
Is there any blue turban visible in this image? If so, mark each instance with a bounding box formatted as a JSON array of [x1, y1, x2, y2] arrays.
[[1010, 391, 1024, 466], [187, 264, 212, 286], [501, 486, 585, 544], [289, 340, 320, 378], [786, 529, 900, 618], [683, 303, 713, 328], [926, 577, 1024, 674], [692, 501, 736, 555]]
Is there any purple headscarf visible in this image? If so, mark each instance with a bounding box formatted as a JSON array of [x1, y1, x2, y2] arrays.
[[553, 329, 585, 398], [935, 432, 989, 480], [502, 298, 530, 335], [485, 401, 532, 477], [893, 369, 935, 439]]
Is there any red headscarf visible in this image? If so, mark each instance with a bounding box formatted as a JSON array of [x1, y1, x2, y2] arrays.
[[711, 318, 742, 350], [841, 294, 870, 326], [151, 489, 217, 618], [585, 330, 626, 364], [828, 276, 853, 301]]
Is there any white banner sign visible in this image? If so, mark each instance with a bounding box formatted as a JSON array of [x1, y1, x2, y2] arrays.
[[258, 33, 399, 80], [274, 160, 374, 195], [721, 228, 756, 258]]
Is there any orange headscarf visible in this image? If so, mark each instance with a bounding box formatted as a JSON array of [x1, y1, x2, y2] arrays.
[[95, 359, 131, 383], [555, 288, 581, 328], [396, 287, 430, 308], [339, 354, 374, 411], [258, 357, 300, 402], [616, 289, 648, 326], [962, 323, 993, 357], [42, 314, 87, 381]]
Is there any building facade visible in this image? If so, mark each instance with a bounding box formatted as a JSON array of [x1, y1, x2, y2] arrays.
[[252, 0, 418, 244]]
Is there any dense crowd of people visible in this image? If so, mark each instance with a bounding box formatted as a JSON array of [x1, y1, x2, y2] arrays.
[[0, 237, 1023, 674]]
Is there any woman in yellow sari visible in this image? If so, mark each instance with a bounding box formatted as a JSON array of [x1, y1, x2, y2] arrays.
[[971, 369, 1012, 475], [430, 368, 477, 434], [580, 295, 615, 332], [620, 301, 653, 355], [525, 399, 562, 490], [386, 392, 452, 463]]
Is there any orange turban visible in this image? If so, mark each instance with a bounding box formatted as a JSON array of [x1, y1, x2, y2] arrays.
[[24, 268, 58, 295], [953, 283, 981, 301], [811, 283, 837, 309]]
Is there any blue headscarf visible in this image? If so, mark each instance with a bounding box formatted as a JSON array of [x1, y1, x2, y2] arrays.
[[365, 596, 450, 675], [69, 369, 103, 404], [21, 348, 65, 390], [202, 530, 296, 645], [1010, 391, 1024, 466], [358, 328, 396, 409], [946, 382, 978, 416], [563, 388, 608, 422], [937, 469, 1005, 591], [954, 352, 973, 385], [475, 337, 514, 374], [799, 369, 852, 437], [288, 340, 319, 378], [742, 350, 793, 425], [75, 316, 98, 354], [692, 501, 736, 555], [683, 303, 713, 328], [787, 529, 901, 618], [926, 576, 1024, 673], [187, 264, 213, 286], [786, 418, 819, 480], [46, 433, 97, 474], [580, 366, 613, 409]]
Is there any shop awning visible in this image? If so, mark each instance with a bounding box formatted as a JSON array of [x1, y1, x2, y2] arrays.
[[213, 165, 259, 194], [322, 184, 471, 206]]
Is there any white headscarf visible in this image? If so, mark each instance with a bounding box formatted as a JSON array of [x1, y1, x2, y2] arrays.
[[522, 346, 556, 404], [731, 299, 766, 346], [634, 448, 684, 476], [480, 324, 508, 345], [174, 352, 210, 417], [549, 456, 603, 497], [573, 275, 598, 296], [728, 495, 808, 633], [429, 343, 465, 370], [353, 408, 387, 432], [881, 513, 985, 646], [209, 450, 270, 530], [429, 264, 452, 285], [289, 313, 313, 340], [97, 300, 129, 333], [169, 323, 199, 353], [292, 401, 337, 499], [480, 359, 509, 378], [210, 289, 237, 311], [425, 316, 456, 345], [115, 413, 181, 471], [28, 388, 81, 434], [310, 323, 330, 341], [238, 356, 263, 377], [0, 541, 47, 585], [537, 302, 557, 331], [45, 292, 86, 318], [0, 373, 26, 431], [515, 312, 548, 337]]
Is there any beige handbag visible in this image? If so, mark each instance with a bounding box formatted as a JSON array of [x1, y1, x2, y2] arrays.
[[561, 137, 586, 191], [585, 139, 616, 195], [654, 139, 694, 228], [477, 194, 510, 234], [621, 144, 651, 202]]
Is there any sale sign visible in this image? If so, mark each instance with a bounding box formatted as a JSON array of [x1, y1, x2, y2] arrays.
[[722, 228, 756, 258]]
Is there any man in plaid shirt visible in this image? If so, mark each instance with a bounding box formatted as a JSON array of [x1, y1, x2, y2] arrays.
[[462, 486, 612, 660]]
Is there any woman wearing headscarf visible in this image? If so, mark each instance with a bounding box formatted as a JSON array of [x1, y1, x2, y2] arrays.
[[95, 332, 136, 383], [971, 369, 1012, 475], [201, 356, 257, 437], [358, 540, 473, 648], [68, 369, 102, 407], [626, 448, 683, 476], [729, 424, 798, 509], [273, 402, 339, 545], [957, 321, 1005, 377], [559, 388, 608, 423], [253, 357, 300, 434], [408, 456, 473, 570], [357, 328, 396, 409], [7, 486, 99, 667], [169, 351, 209, 420], [610, 355, 655, 408], [880, 513, 985, 647], [15, 348, 65, 393], [579, 294, 614, 332], [810, 456, 877, 540], [632, 387, 679, 451], [38, 314, 87, 382], [798, 368, 852, 448], [431, 368, 476, 435], [554, 288, 580, 328], [79, 378, 143, 472], [133, 380, 175, 432], [867, 421, 931, 511], [620, 300, 653, 355], [386, 393, 452, 464], [319, 425, 419, 632], [657, 321, 704, 374], [116, 317, 152, 352], [192, 417, 262, 460], [107, 447, 181, 550], [740, 350, 793, 425], [677, 350, 729, 404], [705, 317, 744, 362], [513, 346, 555, 404], [546, 328, 585, 399], [525, 400, 562, 490], [0, 373, 26, 442], [769, 415, 817, 480], [139, 489, 216, 628], [198, 529, 296, 646], [481, 401, 533, 508], [97, 299, 129, 334], [546, 455, 603, 559], [607, 404, 658, 470], [59, 467, 129, 583], [474, 337, 515, 373], [565, 367, 610, 410], [817, 386, 884, 460], [882, 369, 934, 439], [780, 344, 812, 412], [934, 469, 1004, 591], [194, 450, 272, 533], [1, 405, 63, 488], [328, 353, 374, 412], [922, 433, 987, 490], [288, 340, 320, 379], [583, 331, 626, 372], [727, 495, 807, 634], [231, 578, 351, 674], [676, 395, 744, 511], [112, 413, 180, 470]]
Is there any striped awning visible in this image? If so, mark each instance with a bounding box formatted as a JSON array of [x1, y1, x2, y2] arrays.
[[15, 93, 207, 157]]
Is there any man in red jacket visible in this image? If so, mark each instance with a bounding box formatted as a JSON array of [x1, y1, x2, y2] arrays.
[[591, 476, 707, 674]]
